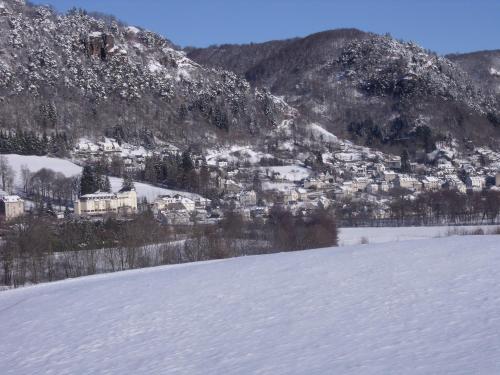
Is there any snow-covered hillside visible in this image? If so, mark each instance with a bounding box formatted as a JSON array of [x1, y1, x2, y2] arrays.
[[3, 154, 200, 202], [1, 235, 500, 374]]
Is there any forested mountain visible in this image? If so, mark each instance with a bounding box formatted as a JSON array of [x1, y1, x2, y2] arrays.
[[188, 30, 500, 153], [0, 0, 292, 148], [448, 50, 500, 97], [0, 0, 499, 155]]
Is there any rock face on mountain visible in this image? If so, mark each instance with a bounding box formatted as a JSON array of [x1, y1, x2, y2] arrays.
[[189, 30, 500, 152], [0, 0, 291, 147]]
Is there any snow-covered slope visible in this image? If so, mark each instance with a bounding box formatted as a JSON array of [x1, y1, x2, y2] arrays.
[[1, 236, 500, 374], [338, 225, 498, 245], [4, 154, 200, 202]]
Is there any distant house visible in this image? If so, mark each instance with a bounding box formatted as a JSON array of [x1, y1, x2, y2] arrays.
[[0, 195, 25, 221], [396, 175, 422, 191], [223, 179, 242, 194], [74, 190, 137, 216], [387, 156, 402, 170], [374, 163, 386, 174], [282, 189, 299, 205], [382, 171, 397, 183], [465, 176, 486, 192], [443, 176, 467, 194], [217, 159, 228, 168], [379, 181, 390, 192], [366, 183, 379, 194], [303, 178, 324, 190], [238, 190, 257, 207], [352, 177, 370, 191], [496, 171, 500, 187], [194, 197, 212, 210], [153, 195, 196, 214], [422, 176, 442, 191], [98, 139, 121, 154]]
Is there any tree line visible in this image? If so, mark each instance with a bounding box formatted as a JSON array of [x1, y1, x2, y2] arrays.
[[334, 189, 500, 227], [0, 131, 71, 157], [0, 206, 338, 287]]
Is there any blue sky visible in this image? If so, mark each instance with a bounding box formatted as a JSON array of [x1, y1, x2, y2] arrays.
[[30, 0, 499, 54]]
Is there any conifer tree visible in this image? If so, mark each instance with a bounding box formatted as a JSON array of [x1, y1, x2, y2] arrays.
[[80, 165, 98, 195], [121, 171, 135, 192]]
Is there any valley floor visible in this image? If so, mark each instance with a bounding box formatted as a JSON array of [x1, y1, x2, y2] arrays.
[[1, 235, 500, 374]]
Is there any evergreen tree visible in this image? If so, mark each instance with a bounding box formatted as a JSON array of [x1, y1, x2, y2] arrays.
[[401, 149, 411, 173], [181, 150, 194, 173], [121, 171, 135, 192], [199, 159, 210, 194], [80, 165, 98, 195], [102, 175, 111, 193]]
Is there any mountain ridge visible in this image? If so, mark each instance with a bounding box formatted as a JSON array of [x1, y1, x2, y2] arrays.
[[0, 0, 499, 155], [188, 30, 500, 153]]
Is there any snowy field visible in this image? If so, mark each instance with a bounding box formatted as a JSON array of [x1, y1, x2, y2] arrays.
[[3, 154, 200, 202], [338, 225, 499, 246], [1, 235, 500, 374], [260, 165, 312, 182]]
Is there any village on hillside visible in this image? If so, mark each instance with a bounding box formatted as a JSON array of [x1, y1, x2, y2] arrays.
[[2, 128, 500, 226]]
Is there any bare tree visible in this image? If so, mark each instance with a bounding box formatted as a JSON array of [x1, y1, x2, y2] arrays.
[[20, 164, 32, 194], [0, 156, 16, 193]]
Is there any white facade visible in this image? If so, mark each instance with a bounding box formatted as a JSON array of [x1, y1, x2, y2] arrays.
[[0, 195, 24, 220], [422, 177, 441, 191], [238, 190, 257, 207], [466, 176, 486, 192], [352, 177, 370, 191], [383, 171, 397, 182], [74, 190, 137, 216], [444, 176, 467, 194], [303, 178, 324, 189], [397, 175, 422, 191], [282, 189, 299, 204], [153, 195, 196, 213]]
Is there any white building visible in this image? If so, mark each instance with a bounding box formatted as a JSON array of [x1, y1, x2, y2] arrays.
[[422, 176, 442, 191], [303, 178, 324, 190], [282, 189, 299, 204], [387, 156, 402, 170], [0, 195, 24, 221], [98, 139, 121, 153], [153, 195, 196, 213], [74, 190, 137, 216], [396, 175, 422, 191], [366, 183, 379, 194], [194, 197, 212, 210], [352, 177, 370, 191], [379, 181, 390, 192], [466, 176, 486, 192], [443, 176, 467, 194], [238, 190, 257, 207], [383, 171, 397, 182]]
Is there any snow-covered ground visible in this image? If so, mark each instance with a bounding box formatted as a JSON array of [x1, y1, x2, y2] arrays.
[[338, 225, 499, 246], [3, 154, 200, 202], [260, 165, 312, 182], [206, 145, 272, 166], [1, 235, 500, 374]]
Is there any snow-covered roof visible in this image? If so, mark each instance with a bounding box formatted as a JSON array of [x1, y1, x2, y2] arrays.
[[1, 195, 23, 203], [81, 192, 116, 199]]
